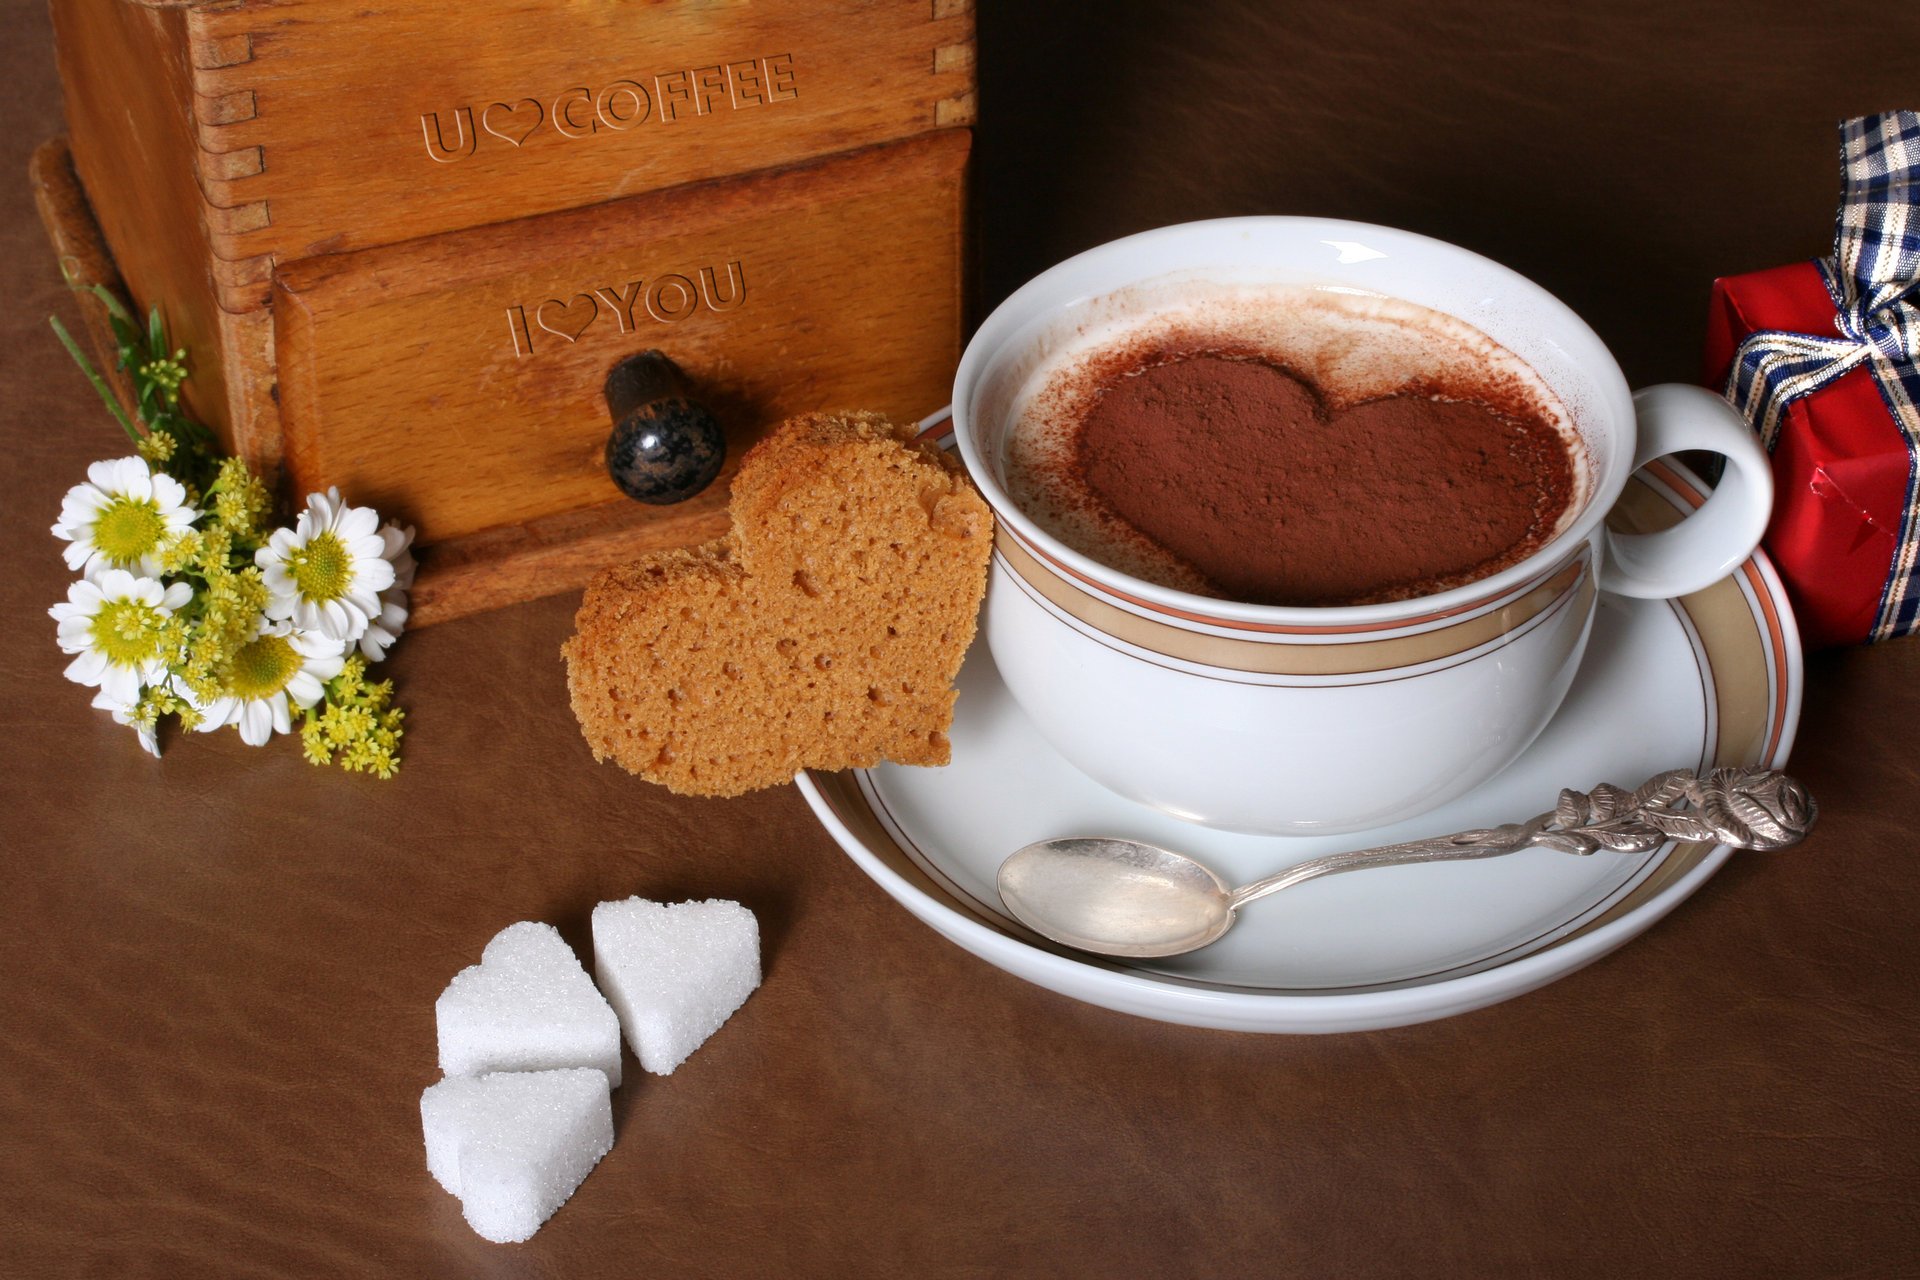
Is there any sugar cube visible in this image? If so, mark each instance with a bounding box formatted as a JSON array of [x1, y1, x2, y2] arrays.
[[420, 1068, 613, 1243], [592, 897, 761, 1075], [437, 921, 623, 1086]]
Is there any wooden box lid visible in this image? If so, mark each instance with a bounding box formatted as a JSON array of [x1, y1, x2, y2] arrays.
[[57, 0, 974, 311]]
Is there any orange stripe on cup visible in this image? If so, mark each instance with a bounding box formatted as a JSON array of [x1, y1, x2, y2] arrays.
[[1009, 529, 1524, 635], [997, 530, 1593, 677]]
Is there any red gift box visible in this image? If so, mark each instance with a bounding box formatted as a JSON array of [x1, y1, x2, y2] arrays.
[[1704, 262, 1916, 649]]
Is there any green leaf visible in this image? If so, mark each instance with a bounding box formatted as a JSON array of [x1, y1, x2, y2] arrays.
[[147, 305, 165, 358]]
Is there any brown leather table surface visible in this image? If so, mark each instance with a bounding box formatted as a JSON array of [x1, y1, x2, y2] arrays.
[[5, 3, 1917, 1276]]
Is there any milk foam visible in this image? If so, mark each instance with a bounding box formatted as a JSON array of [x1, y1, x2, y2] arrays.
[[1002, 283, 1591, 600]]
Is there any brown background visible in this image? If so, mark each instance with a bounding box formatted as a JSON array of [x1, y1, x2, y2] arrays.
[[5, 2, 1919, 1277]]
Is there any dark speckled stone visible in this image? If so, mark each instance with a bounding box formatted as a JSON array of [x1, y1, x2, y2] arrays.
[[605, 398, 726, 504]]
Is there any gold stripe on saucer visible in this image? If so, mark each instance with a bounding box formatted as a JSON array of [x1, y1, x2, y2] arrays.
[[997, 530, 1590, 677], [807, 772, 1039, 940]]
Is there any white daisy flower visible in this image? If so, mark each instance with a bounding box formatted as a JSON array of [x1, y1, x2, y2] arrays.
[[256, 488, 396, 643], [52, 456, 199, 577], [91, 689, 161, 758], [50, 568, 192, 706], [193, 619, 346, 747], [357, 523, 415, 662]]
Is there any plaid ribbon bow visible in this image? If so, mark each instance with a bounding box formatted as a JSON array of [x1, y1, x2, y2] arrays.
[[1725, 111, 1920, 640]]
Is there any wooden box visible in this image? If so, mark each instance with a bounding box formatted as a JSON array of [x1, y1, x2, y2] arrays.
[[38, 0, 975, 623]]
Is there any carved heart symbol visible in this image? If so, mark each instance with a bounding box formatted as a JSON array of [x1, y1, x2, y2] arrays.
[[482, 98, 544, 146], [564, 414, 994, 797], [536, 294, 598, 342]]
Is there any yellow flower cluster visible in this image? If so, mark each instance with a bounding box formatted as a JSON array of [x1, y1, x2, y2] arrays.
[[207, 455, 272, 542], [159, 519, 273, 709], [129, 664, 195, 733], [300, 655, 405, 778], [135, 428, 177, 466], [138, 353, 188, 404]]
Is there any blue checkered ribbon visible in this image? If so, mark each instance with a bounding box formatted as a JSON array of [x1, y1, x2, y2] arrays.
[[1725, 111, 1920, 641]]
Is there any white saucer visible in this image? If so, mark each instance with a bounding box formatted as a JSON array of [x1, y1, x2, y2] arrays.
[[798, 463, 1802, 1033]]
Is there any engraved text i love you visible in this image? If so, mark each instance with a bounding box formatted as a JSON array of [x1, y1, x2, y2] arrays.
[[506, 261, 747, 357]]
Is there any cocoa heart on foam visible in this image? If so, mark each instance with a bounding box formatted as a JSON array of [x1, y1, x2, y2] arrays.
[[535, 294, 598, 342], [1075, 356, 1572, 606], [482, 98, 543, 146], [562, 413, 994, 797]]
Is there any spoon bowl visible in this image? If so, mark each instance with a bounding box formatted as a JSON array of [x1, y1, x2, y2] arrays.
[[997, 837, 1236, 958]]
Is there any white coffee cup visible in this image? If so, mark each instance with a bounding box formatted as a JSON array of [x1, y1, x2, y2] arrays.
[[952, 217, 1773, 836]]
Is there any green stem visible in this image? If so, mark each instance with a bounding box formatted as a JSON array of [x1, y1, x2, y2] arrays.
[[88, 283, 138, 331], [49, 315, 143, 445]]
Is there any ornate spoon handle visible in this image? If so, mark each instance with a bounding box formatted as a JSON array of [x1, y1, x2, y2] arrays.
[[1226, 767, 1817, 912]]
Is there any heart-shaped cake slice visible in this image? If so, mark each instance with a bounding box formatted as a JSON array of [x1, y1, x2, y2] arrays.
[[436, 921, 623, 1086], [564, 412, 993, 796]]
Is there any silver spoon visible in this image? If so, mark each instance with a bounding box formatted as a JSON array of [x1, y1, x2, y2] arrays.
[[996, 767, 1816, 959]]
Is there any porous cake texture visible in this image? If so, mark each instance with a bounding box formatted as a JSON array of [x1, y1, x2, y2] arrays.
[[419, 1068, 613, 1244], [436, 921, 623, 1087], [563, 411, 993, 796], [593, 897, 761, 1076]]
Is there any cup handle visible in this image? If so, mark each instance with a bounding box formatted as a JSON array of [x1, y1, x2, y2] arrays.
[[1600, 384, 1774, 599]]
